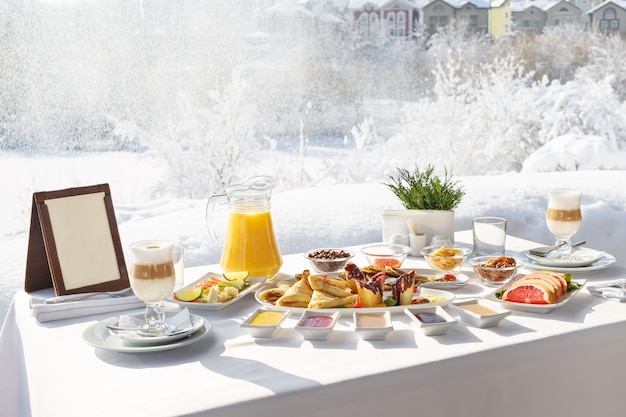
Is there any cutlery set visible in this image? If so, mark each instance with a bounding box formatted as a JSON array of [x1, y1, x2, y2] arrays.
[[526, 240, 586, 257]]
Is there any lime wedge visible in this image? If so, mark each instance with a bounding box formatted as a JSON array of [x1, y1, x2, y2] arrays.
[[173, 286, 203, 302], [223, 271, 249, 281]]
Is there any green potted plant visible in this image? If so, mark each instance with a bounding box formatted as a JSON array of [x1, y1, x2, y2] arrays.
[[381, 165, 465, 247], [383, 165, 465, 210]]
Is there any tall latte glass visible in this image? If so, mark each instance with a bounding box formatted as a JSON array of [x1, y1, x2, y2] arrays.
[[546, 189, 582, 259], [129, 240, 175, 334]]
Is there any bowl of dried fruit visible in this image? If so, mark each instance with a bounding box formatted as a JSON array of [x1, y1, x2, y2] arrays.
[[304, 248, 354, 273], [468, 255, 521, 286]]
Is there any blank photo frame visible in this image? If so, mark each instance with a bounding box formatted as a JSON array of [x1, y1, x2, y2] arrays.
[[24, 184, 130, 295]]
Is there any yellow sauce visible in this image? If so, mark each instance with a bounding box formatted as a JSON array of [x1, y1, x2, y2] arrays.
[[249, 311, 284, 326], [461, 303, 498, 316], [357, 314, 387, 328], [221, 210, 282, 278]]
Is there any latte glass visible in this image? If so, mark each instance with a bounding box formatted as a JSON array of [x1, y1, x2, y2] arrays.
[[129, 240, 176, 334], [546, 189, 582, 259]]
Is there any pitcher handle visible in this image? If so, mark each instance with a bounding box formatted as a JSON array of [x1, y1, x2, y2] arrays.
[[206, 193, 227, 240]]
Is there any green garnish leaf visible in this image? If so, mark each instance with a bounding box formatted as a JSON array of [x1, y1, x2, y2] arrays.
[[564, 273, 581, 292], [494, 289, 505, 299], [384, 297, 397, 307]]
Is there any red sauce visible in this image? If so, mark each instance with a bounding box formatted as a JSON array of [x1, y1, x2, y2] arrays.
[[301, 316, 333, 328], [373, 258, 401, 268], [415, 312, 446, 323]]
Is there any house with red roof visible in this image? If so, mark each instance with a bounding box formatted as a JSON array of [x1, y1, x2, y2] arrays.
[[348, 0, 420, 40]]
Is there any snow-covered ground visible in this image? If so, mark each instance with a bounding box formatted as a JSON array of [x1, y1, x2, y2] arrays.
[[2, 133, 626, 326]]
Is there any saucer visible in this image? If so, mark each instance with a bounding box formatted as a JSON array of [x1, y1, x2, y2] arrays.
[[83, 313, 210, 353], [518, 248, 615, 272], [109, 312, 205, 345]]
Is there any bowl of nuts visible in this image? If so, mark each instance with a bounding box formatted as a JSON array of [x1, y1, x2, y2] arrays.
[[468, 255, 521, 286], [421, 245, 471, 271], [304, 248, 354, 273]]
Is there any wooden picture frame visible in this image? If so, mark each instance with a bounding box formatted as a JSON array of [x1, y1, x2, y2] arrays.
[[24, 184, 130, 295]]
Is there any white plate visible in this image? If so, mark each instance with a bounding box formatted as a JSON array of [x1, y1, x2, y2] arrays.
[[484, 278, 586, 314], [254, 284, 455, 316], [525, 247, 607, 267], [167, 273, 266, 310], [110, 313, 205, 345], [83, 315, 211, 353], [517, 250, 615, 273]]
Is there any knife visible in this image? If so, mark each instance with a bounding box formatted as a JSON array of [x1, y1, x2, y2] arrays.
[[420, 281, 467, 288], [44, 287, 134, 304]]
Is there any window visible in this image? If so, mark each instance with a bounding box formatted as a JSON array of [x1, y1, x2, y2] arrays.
[[398, 12, 406, 37], [371, 12, 379, 32], [387, 13, 396, 36], [600, 7, 619, 31], [603, 7, 616, 20], [359, 13, 369, 36], [429, 15, 438, 29], [469, 15, 478, 28], [431, 4, 448, 29]]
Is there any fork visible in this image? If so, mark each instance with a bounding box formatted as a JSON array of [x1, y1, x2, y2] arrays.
[[44, 287, 134, 304], [527, 240, 586, 257]]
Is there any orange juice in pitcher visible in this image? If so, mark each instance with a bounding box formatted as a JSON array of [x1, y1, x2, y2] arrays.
[[206, 176, 283, 278]]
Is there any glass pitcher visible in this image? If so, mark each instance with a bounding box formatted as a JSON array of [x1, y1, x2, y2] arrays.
[[206, 176, 283, 278]]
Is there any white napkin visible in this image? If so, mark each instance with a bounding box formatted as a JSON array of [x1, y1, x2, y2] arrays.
[[118, 308, 192, 332], [587, 279, 626, 302], [30, 292, 144, 323]]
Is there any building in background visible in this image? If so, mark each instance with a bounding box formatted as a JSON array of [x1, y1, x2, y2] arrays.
[[348, 0, 420, 40], [587, 0, 626, 36], [512, 0, 582, 33], [264, 0, 622, 39], [421, 0, 512, 36]]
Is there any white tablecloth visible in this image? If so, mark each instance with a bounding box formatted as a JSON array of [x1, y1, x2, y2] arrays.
[[2, 231, 626, 417]]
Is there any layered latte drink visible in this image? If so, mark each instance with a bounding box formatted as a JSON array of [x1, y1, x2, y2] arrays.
[[545, 189, 582, 259], [130, 241, 176, 303], [546, 189, 582, 239]]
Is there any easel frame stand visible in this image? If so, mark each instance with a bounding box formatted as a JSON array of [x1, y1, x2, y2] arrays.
[[24, 184, 130, 296]]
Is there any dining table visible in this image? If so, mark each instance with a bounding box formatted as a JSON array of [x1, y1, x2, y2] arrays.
[[1, 230, 625, 417]]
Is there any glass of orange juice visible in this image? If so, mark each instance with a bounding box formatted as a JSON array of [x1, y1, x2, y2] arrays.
[[206, 176, 282, 278]]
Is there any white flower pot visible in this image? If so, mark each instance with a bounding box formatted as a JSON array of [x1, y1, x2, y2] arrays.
[[381, 209, 455, 247]]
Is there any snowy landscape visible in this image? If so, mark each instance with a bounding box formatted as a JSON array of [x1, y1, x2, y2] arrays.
[[1, 1, 626, 326]]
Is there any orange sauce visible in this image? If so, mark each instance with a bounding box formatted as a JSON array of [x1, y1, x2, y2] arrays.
[[357, 314, 388, 328], [249, 311, 284, 326], [461, 303, 498, 316], [221, 210, 282, 278]]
